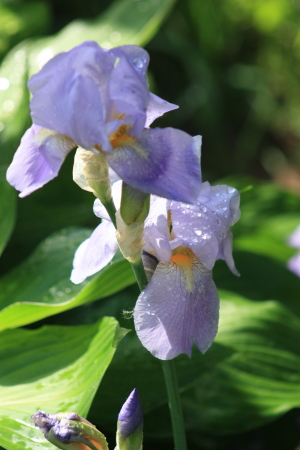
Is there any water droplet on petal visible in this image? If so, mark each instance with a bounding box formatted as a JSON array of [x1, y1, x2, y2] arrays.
[[227, 188, 236, 194], [133, 57, 144, 69]]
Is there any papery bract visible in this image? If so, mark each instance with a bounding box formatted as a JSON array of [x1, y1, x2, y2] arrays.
[[7, 41, 202, 204], [134, 182, 240, 360]]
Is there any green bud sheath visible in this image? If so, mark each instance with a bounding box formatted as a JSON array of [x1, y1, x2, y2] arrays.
[[120, 183, 150, 225], [116, 424, 143, 450]]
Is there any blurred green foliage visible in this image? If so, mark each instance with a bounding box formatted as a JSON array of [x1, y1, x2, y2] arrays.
[[1, 1, 300, 450]]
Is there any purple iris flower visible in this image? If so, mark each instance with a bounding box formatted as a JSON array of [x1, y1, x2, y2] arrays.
[[71, 181, 240, 360], [6, 41, 201, 203], [134, 182, 240, 360], [287, 225, 300, 277]]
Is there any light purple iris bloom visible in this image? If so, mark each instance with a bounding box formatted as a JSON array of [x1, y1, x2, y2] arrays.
[[71, 181, 240, 360], [6, 41, 201, 203], [134, 182, 240, 360], [287, 225, 300, 277]]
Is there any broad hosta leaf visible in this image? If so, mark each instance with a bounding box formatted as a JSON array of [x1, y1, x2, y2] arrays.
[[0, 167, 16, 256], [0, 0, 176, 165], [89, 290, 300, 437], [181, 290, 300, 434], [0, 316, 125, 450], [89, 332, 233, 432], [0, 228, 135, 330]]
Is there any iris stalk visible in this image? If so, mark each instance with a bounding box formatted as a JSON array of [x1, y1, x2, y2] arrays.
[[105, 206, 187, 450]]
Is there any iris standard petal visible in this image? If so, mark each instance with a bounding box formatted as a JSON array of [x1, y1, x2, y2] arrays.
[[145, 93, 179, 127], [170, 182, 240, 269], [29, 41, 115, 93], [143, 225, 172, 264], [111, 45, 149, 78], [71, 220, 118, 284], [107, 128, 201, 203], [134, 252, 219, 360], [109, 48, 149, 138], [30, 68, 111, 151], [204, 184, 241, 226], [144, 196, 169, 236], [6, 125, 75, 197]]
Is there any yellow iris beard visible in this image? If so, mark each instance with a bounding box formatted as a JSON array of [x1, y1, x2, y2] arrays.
[[171, 248, 197, 293]]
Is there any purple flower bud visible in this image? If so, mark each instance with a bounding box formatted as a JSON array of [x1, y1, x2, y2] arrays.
[[31, 410, 108, 450], [118, 389, 143, 438]]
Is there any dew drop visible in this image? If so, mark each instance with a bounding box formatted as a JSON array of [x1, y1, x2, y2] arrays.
[[227, 188, 235, 194], [194, 230, 202, 236], [133, 57, 144, 69]]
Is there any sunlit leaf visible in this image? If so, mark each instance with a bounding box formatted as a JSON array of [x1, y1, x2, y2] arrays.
[[0, 316, 125, 450], [181, 291, 300, 434], [88, 290, 300, 437], [0, 228, 135, 330]]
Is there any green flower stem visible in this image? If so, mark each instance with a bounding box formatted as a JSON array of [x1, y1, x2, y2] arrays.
[[130, 258, 148, 291], [132, 262, 187, 450], [102, 200, 187, 450], [161, 359, 187, 450]]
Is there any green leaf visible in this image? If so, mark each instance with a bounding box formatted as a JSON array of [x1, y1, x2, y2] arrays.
[[0, 166, 16, 256], [0, 316, 124, 450], [181, 290, 300, 434], [0, 0, 176, 165], [0, 228, 135, 330], [89, 289, 300, 437], [88, 331, 233, 433], [0, 1, 50, 58]]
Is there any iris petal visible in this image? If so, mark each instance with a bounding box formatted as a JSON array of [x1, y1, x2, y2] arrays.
[[109, 47, 149, 138], [145, 93, 178, 127], [71, 220, 118, 284], [107, 128, 201, 203], [30, 69, 111, 151], [170, 182, 240, 270], [134, 253, 219, 360], [6, 124, 75, 197]]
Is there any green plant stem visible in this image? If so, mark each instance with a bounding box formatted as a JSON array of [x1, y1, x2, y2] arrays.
[[161, 359, 187, 450], [132, 264, 187, 450], [102, 200, 187, 449], [130, 258, 148, 291]]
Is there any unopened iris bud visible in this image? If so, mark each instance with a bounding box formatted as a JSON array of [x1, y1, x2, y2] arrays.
[[116, 389, 143, 450], [31, 410, 108, 450], [116, 183, 150, 263], [120, 183, 150, 225]]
